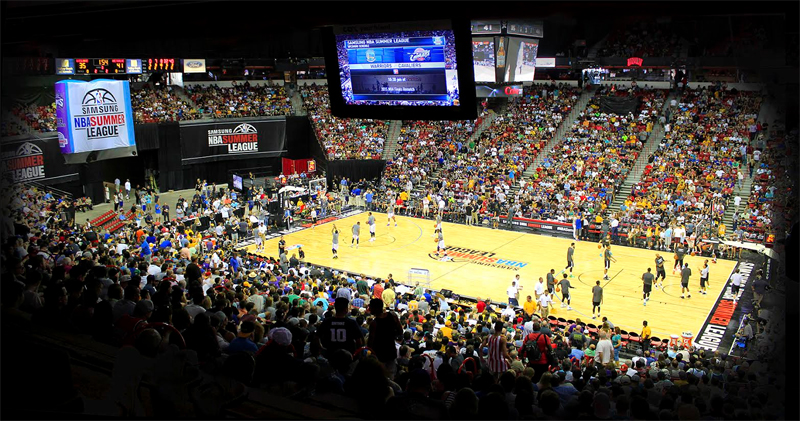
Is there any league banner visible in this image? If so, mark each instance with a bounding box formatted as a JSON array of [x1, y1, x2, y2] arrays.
[[179, 118, 287, 164], [1, 136, 79, 185], [55, 79, 136, 154]]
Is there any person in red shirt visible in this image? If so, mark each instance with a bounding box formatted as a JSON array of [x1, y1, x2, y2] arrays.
[[522, 321, 553, 382], [372, 281, 384, 300], [476, 298, 486, 314]]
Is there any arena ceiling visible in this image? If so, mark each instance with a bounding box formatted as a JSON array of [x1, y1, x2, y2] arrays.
[[1, 1, 796, 58]]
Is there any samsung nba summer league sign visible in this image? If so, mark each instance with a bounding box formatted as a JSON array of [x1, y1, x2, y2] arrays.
[[55, 79, 136, 154]]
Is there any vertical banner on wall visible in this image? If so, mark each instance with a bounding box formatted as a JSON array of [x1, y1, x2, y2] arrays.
[[55, 79, 136, 155]]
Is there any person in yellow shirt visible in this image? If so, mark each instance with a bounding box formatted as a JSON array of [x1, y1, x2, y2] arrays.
[[641, 320, 652, 352], [522, 295, 537, 318], [595, 214, 604, 224], [400, 191, 409, 202], [718, 222, 726, 237], [439, 320, 454, 341], [646, 226, 654, 249]]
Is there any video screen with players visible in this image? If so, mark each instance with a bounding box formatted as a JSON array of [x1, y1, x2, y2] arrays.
[[334, 30, 459, 106], [472, 37, 496, 83], [505, 37, 539, 82]]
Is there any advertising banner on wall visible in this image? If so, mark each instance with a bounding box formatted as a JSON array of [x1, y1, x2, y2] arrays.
[[183, 59, 206, 74], [55, 79, 136, 154], [179, 118, 287, 164], [510, 216, 575, 237], [1, 136, 79, 185]]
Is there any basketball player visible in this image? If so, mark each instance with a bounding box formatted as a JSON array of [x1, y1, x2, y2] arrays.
[[680, 262, 692, 299], [387, 202, 397, 227], [331, 225, 340, 259], [351, 221, 361, 248], [673, 241, 688, 274], [367, 212, 377, 242], [433, 213, 443, 238], [310, 207, 318, 229], [435, 228, 447, 257], [642, 268, 655, 306], [591, 280, 603, 319], [602, 245, 617, 281], [278, 235, 286, 257], [546, 269, 557, 294], [422, 195, 430, 218], [255, 222, 266, 252], [654, 253, 666, 288], [563, 243, 576, 278], [558, 273, 575, 310], [698, 260, 710, 295]]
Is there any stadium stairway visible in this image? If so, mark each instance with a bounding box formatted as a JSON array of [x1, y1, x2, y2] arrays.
[[525, 88, 594, 174], [721, 95, 777, 228], [290, 89, 306, 116], [609, 91, 677, 212], [172, 86, 199, 115], [381, 120, 403, 160]]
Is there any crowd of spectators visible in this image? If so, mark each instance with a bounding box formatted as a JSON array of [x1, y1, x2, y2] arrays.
[[518, 86, 665, 223], [1, 180, 786, 419], [185, 81, 293, 119], [131, 85, 198, 124], [8, 103, 58, 133], [598, 22, 682, 58], [620, 86, 763, 252], [300, 84, 388, 160], [379, 84, 581, 223]]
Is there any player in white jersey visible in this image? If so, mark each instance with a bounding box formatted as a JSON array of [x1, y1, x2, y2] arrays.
[[367, 212, 377, 242], [255, 222, 266, 252], [331, 225, 340, 259], [435, 229, 447, 257], [433, 214, 442, 238], [351, 222, 361, 248], [422, 196, 430, 217], [310, 207, 317, 229], [387, 202, 397, 226]]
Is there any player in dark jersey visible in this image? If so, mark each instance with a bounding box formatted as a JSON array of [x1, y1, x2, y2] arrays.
[[278, 235, 286, 256], [602, 245, 617, 281], [654, 253, 666, 288], [563, 243, 576, 278], [558, 273, 576, 310], [642, 268, 655, 306], [673, 241, 688, 274], [591, 280, 603, 319]]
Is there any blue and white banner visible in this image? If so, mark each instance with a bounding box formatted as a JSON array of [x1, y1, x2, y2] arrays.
[[55, 79, 136, 154]]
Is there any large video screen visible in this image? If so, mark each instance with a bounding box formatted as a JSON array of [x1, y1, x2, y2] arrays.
[[335, 31, 458, 106], [323, 20, 476, 121], [504, 37, 539, 83], [472, 37, 495, 83]]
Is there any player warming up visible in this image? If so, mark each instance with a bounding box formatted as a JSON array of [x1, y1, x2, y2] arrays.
[[698, 260, 710, 295], [680, 262, 692, 299], [434, 228, 447, 257], [654, 253, 666, 288], [591, 280, 604, 319], [602, 245, 617, 280], [642, 268, 655, 306], [367, 212, 377, 242], [558, 273, 575, 310], [433, 213, 442, 238], [331, 225, 340, 259], [387, 202, 397, 227], [351, 222, 361, 248], [562, 243, 576, 278]]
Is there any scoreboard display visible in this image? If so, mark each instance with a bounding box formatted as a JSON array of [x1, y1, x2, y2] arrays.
[[471, 20, 503, 34], [144, 58, 181, 72], [74, 58, 127, 74]]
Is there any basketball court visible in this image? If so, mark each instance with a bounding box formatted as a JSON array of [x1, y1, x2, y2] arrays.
[[241, 211, 738, 339]]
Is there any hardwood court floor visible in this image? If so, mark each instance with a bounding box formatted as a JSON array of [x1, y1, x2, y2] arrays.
[[242, 212, 737, 339]]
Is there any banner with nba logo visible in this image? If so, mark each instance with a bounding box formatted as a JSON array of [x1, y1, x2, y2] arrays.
[[55, 79, 136, 154]]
